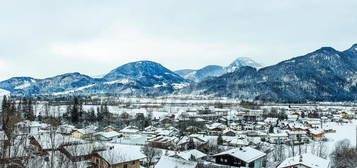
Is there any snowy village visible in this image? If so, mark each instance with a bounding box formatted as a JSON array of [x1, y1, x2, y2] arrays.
[[0, 94, 356, 168]]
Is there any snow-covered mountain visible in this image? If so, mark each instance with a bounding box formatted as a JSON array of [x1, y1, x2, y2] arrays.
[[175, 57, 262, 82], [0, 61, 188, 96], [184, 44, 357, 102], [226, 57, 263, 72], [175, 65, 226, 82]]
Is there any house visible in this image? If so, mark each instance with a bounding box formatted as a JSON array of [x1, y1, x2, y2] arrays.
[[154, 156, 198, 168], [268, 133, 288, 144], [213, 147, 266, 168], [229, 138, 249, 147], [177, 136, 208, 151], [173, 149, 207, 161], [305, 120, 321, 128], [91, 144, 146, 168], [15, 120, 42, 135], [277, 153, 330, 168], [147, 135, 178, 149], [72, 128, 96, 139], [308, 129, 325, 139], [103, 126, 116, 132], [206, 123, 226, 131], [120, 126, 140, 135], [286, 131, 307, 142], [264, 118, 278, 124], [58, 124, 75, 135], [30, 133, 83, 154], [229, 123, 243, 130], [95, 131, 122, 141], [62, 142, 107, 162], [222, 129, 236, 136]]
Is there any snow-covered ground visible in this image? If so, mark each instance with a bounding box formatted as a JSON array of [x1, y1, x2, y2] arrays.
[[324, 120, 357, 154]]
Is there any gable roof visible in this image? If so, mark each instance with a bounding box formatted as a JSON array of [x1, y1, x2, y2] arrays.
[[64, 142, 107, 157], [155, 156, 197, 168], [97, 144, 146, 165], [213, 147, 266, 163], [175, 149, 207, 160], [95, 131, 121, 138], [278, 153, 330, 168]]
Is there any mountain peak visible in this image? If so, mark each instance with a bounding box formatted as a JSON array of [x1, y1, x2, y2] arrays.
[[226, 57, 262, 72], [316, 46, 338, 53]]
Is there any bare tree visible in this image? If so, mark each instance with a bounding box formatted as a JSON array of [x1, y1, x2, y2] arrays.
[[141, 144, 162, 168], [330, 139, 357, 168]]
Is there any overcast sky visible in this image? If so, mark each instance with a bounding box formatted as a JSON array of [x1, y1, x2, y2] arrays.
[[0, 0, 356, 80]]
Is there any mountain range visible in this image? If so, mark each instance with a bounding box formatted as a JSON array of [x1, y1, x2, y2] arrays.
[[184, 44, 357, 102], [0, 61, 188, 96], [174, 57, 262, 82], [1, 44, 357, 102]]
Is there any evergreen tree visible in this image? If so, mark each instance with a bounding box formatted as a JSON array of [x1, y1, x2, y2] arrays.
[[217, 134, 224, 145], [70, 97, 81, 123], [23, 98, 35, 121], [269, 125, 274, 133]]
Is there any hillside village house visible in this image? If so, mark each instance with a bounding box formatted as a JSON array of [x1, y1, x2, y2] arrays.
[[91, 144, 146, 168], [308, 129, 325, 139], [147, 135, 177, 149], [155, 156, 198, 168], [277, 153, 330, 168], [72, 128, 96, 139], [62, 142, 107, 162], [95, 131, 122, 141], [213, 147, 266, 168], [172, 149, 207, 161], [268, 132, 289, 144], [103, 126, 116, 132]]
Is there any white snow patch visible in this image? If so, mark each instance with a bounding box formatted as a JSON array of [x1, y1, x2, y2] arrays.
[[53, 84, 96, 95], [15, 81, 32, 89], [104, 79, 131, 85], [154, 83, 167, 88], [172, 83, 190, 89]]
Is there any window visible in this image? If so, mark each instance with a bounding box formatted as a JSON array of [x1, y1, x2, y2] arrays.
[[123, 164, 128, 168], [132, 161, 136, 165]]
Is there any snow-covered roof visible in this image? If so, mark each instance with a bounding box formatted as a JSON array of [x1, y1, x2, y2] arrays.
[[74, 128, 96, 134], [175, 149, 207, 160], [64, 142, 107, 157], [278, 153, 330, 168], [206, 123, 226, 130], [269, 133, 288, 137], [229, 138, 248, 146], [148, 135, 178, 143], [213, 147, 266, 163], [95, 131, 121, 138], [309, 129, 324, 135], [177, 136, 206, 146], [120, 126, 139, 134], [97, 144, 146, 165], [33, 134, 84, 150], [154, 156, 197, 168]]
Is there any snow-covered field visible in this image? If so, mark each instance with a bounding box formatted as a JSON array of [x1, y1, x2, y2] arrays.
[[324, 120, 357, 154]]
